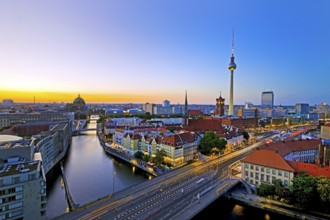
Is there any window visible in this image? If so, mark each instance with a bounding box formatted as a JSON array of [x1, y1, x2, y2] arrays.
[[250, 165, 254, 170], [278, 171, 282, 176], [245, 171, 248, 177], [245, 164, 249, 169], [261, 174, 264, 181], [15, 186, 23, 192], [272, 169, 276, 175], [284, 180, 289, 187], [255, 173, 259, 180], [250, 172, 254, 178], [12, 177, 20, 184], [256, 166, 259, 171], [261, 167, 264, 172], [15, 194, 23, 200], [266, 175, 270, 182], [0, 180, 3, 187], [266, 168, 270, 174], [9, 202, 23, 210], [284, 172, 289, 177]]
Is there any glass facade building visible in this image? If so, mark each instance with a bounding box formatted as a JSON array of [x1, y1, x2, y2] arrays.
[[261, 91, 274, 109]]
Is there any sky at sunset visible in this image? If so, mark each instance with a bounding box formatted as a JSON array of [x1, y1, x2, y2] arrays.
[[0, 0, 329, 105]]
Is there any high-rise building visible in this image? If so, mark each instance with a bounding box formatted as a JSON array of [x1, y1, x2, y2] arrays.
[[215, 93, 225, 116], [163, 100, 170, 107], [228, 30, 237, 116], [261, 91, 274, 109], [295, 103, 309, 115]]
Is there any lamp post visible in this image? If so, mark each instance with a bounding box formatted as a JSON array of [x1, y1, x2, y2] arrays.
[[113, 171, 116, 194]]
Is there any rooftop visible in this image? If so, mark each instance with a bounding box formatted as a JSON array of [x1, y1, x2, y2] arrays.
[[262, 139, 320, 156], [0, 135, 23, 144], [0, 160, 40, 177], [288, 161, 330, 178], [241, 149, 295, 172]]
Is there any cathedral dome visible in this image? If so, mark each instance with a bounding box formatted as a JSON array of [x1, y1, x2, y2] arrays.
[[73, 94, 86, 109]]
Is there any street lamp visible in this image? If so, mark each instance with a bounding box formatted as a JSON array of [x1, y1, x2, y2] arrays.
[[113, 171, 116, 194]]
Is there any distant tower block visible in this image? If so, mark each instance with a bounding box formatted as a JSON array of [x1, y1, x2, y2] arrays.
[[228, 30, 237, 116], [216, 92, 225, 116]]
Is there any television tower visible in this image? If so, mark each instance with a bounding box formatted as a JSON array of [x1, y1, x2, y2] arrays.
[[228, 30, 237, 116]]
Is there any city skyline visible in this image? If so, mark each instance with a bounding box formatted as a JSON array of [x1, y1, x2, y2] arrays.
[[0, 1, 329, 105]]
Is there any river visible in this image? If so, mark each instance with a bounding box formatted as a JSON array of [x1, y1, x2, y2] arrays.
[[46, 121, 295, 220], [46, 122, 150, 219]]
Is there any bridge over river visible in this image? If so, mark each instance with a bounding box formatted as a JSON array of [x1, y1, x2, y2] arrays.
[[54, 137, 267, 220]]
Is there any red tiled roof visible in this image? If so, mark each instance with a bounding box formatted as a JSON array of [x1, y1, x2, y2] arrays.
[[287, 161, 330, 178], [186, 119, 224, 132], [241, 149, 295, 172], [188, 110, 203, 115], [262, 139, 320, 156], [161, 132, 196, 147]]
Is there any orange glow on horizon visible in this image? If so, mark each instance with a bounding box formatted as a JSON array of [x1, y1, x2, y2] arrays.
[[0, 90, 174, 104]]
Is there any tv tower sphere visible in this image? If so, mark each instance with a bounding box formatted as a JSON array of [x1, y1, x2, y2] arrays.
[[228, 58, 236, 71]]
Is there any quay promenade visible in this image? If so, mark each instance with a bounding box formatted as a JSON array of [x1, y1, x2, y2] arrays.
[[225, 187, 330, 220]]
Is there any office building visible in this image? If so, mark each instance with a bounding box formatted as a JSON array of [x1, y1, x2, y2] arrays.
[[261, 91, 274, 109]]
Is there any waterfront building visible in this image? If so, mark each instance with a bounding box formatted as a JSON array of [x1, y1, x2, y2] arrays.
[[0, 135, 46, 219], [0, 112, 71, 128], [241, 149, 295, 188], [114, 129, 134, 146], [122, 133, 142, 154], [140, 135, 158, 157], [33, 122, 72, 175], [261, 91, 274, 109], [14, 121, 60, 137], [159, 132, 198, 166], [241, 139, 322, 188]]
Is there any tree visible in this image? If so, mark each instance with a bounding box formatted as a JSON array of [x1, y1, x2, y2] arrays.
[[256, 183, 275, 197], [289, 172, 318, 209], [316, 176, 330, 212], [154, 149, 166, 165], [134, 151, 144, 160], [199, 131, 227, 155], [272, 179, 290, 201], [242, 130, 250, 141]]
